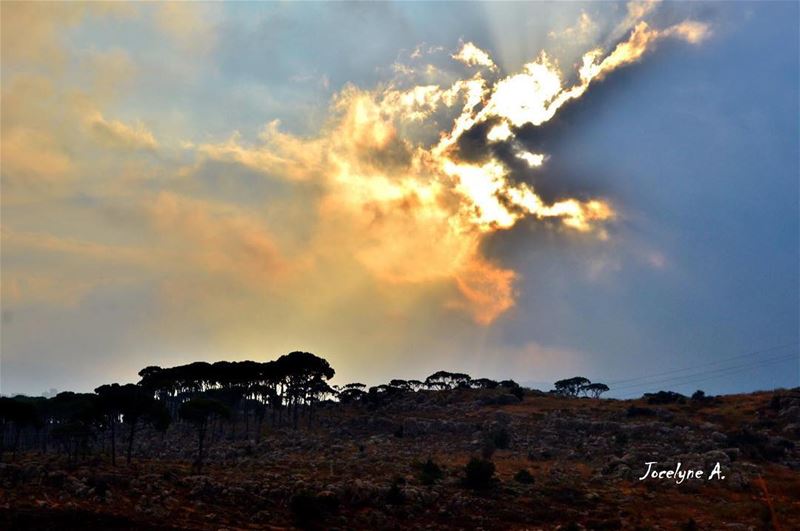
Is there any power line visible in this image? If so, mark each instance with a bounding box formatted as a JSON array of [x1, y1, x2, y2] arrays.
[[603, 341, 798, 386], [611, 352, 798, 392], [616, 358, 798, 399], [613, 354, 798, 397], [612, 353, 798, 392]]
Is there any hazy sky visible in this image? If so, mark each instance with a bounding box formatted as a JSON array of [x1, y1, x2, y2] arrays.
[[2, 1, 797, 397]]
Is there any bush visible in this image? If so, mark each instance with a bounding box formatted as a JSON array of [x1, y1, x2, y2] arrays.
[[509, 386, 524, 400], [680, 518, 698, 531], [386, 476, 406, 505], [644, 391, 686, 405], [727, 429, 788, 461], [462, 457, 496, 490], [691, 390, 706, 401], [626, 406, 656, 417], [489, 426, 510, 449], [481, 439, 496, 460], [514, 469, 535, 484], [417, 458, 443, 486], [290, 491, 339, 527]]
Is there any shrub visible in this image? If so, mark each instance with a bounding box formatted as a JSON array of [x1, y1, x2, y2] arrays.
[[481, 439, 496, 460], [290, 491, 339, 527], [386, 477, 406, 505], [681, 518, 698, 531], [489, 426, 510, 449], [691, 390, 706, 401], [514, 469, 535, 484], [727, 429, 787, 461], [417, 458, 443, 485], [626, 406, 656, 417], [462, 457, 496, 490], [644, 391, 686, 405]]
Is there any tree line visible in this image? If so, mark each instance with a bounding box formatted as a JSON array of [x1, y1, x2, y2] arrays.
[[0, 351, 336, 469], [1, 351, 609, 468]]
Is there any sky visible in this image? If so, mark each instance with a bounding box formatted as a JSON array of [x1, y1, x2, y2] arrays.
[[1, 1, 797, 398]]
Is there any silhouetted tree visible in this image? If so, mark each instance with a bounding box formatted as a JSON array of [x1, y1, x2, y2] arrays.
[[339, 383, 367, 404], [584, 383, 610, 399], [553, 377, 591, 397], [389, 379, 412, 391], [498, 379, 525, 400], [94, 384, 126, 465], [691, 389, 706, 401], [115, 384, 170, 464], [179, 397, 231, 470], [471, 378, 499, 389], [47, 392, 102, 463], [0, 397, 41, 460], [275, 351, 335, 428], [425, 371, 471, 390], [407, 380, 425, 392]]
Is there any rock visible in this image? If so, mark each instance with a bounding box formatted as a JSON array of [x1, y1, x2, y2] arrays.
[[779, 405, 800, 422], [782, 423, 800, 438], [711, 431, 728, 444]]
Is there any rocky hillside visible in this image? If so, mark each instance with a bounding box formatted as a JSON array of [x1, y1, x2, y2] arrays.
[[2, 387, 799, 529]]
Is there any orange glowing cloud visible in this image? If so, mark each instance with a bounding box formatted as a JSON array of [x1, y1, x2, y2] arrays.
[[1, 3, 710, 329], [176, 12, 708, 325]]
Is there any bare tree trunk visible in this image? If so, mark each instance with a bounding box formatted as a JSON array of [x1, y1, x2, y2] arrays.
[[12, 427, 21, 461], [196, 421, 207, 472], [127, 422, 136, 465], [110, 421, 116, 466]]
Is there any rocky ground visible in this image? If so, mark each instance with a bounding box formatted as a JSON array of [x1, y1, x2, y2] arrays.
[[1, 388, 799, 530]]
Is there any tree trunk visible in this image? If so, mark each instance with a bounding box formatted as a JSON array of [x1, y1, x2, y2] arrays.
[[12, 427, 21, 461], [197, 421, 207, 471], [127, 421, 136, 465], [110, 421, 116, 466]]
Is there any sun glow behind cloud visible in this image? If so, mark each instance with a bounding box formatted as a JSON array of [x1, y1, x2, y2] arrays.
[[186, 10, 706, 324], [1, 1, 719, 392]]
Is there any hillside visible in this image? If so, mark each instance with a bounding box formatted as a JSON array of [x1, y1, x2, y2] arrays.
[[1, 386, 799, 530]]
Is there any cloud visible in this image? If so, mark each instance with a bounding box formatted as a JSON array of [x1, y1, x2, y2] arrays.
[[452, 42, 497, 70], [0, 2, 135, 69], [1, 2, 87, 67], [146, 192, 287, 287], [87, 111, 158, 151], [0, 226, 152, 307], [154, 3, 218, 52], [451, 258, 517, 325], [1, 127, 74, 185], [1, 7, 709, 326], [1, 3, 713, 343], [0, 10, 148, 203], [548, 11, 597, 43], [0, 192, 286, 311], [197, 129, 319, 181], [171, 12, 711, 325]]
